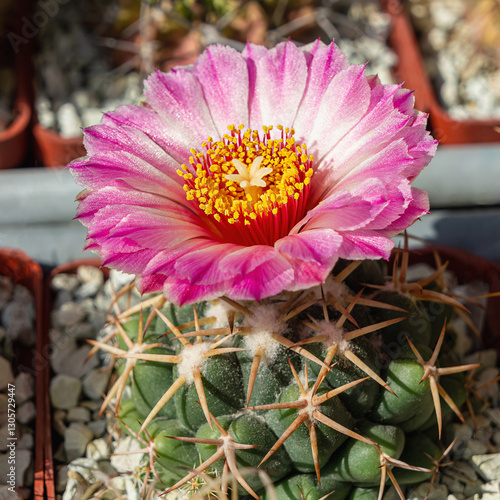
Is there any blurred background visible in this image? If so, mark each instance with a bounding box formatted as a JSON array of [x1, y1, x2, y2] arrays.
[[0, 0, 499, 267]]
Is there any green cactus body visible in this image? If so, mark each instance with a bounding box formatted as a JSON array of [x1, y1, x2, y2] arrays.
[[103, 255, 482, 499], [265, 381, 354, 473], [307, 339, 381, 418], [173, 352, 245, 432], [393, 433, 440, 485], [371, 291, 432, 346], [265, 472, 352, 500], [369, 345, 433, 425], [325, 422, 405, 485]]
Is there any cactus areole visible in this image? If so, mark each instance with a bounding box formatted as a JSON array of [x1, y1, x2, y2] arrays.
[[68, 41, 487, 500]]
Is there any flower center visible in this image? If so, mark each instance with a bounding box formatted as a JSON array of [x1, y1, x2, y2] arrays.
[[177, 124, 314, 246]]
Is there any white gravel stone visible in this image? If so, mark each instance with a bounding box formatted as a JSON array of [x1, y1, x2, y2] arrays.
[[82, 368, 109, 400], [67, 406, 91, 423], [87, 419, 106, 438], [66, 457, 99, 482], [51, 273, 80, 292], [471, 453, 500, 482], [462, 439, 489, 461], [64, 423, 94, 462], [52, 344, 100, 379], [50, 374, 82, 409], [486, 408, 500, 427], [77, 266, 104, 287], [86, 438, 110, 461], [65, 322, 94, 340], [1, 301, 35, 345], [53, 409, 68, 437], [14, 372, 34, 406], [0, 484, 24, 499], [57, 102, 82, 139], [53, 302, 86, 328], [16, 401, 36, 424], [0, 356, 14, 391], [15, 450, 32, 486], [18, 433, 34, 450], [110, 435, 144, 473]]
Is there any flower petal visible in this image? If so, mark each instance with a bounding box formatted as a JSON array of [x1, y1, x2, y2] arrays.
[[193, 44, 249, 136], [244, 41, 308, 128]]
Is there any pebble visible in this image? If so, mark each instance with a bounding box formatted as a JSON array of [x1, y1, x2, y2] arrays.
[[86, 438, 110, 461], [16, 401, 36, 424], [82, 368, 109, 401], [67, 406, 91, 423], [50, 374, 83, 409], [0, 356, 14, 391], [110, 436, 144, 473], [14, 372, 35, 406], [1, 300, 35, 346], [471, 453, 500, 482], [64, 423, 94, 462], [53, 301, 87, 328], [87, 419, 107, 439], [57, 102, 82, 139], [409, 0, 500, 120], [53, 410, 68, 436]]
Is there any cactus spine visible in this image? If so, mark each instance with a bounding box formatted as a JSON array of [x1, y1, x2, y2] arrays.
[[91, 247, 482, 499]]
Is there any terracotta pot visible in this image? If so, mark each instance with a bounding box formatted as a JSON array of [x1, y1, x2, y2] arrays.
[[0, 35, 33, 170], [382, 0, 500, 145], [0, 100, 31, 170], [0, 248, 44, 499], [33, 124, 86, 169]]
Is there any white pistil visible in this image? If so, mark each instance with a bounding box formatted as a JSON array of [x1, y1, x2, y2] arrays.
[[225, 157, 273, 204]]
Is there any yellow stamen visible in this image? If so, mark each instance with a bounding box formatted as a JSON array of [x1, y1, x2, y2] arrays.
[[177, 125, 313, 227]]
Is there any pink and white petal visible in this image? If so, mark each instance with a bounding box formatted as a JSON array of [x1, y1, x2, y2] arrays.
[[293, 41, 350, 140], [193, 45, 249, 136], [79, 123, 187, 199], [106, 210, 211, 251], [99, 104, 194, 165], [101, 248, 160, 276], [71, 153, 187, 206], [338, 231, 395, 261], [284, 259, 337, 292], [275, 228, 342, 265], [219, 244, 286, 276], [312, 83, 436, 196], [227, 254, 295, 301], [162, 275, 236, 306], [324, 139, 416, 197], [135, 272, 169, 295], [243, 41, 308, 129], [144, 67, 219, 147], [173, 242, 244, 286], [383, 187, 429, 236], [76, 186, 200, 227]]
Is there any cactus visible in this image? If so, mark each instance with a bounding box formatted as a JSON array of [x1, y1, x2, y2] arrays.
[[90, 245, 484, 500]]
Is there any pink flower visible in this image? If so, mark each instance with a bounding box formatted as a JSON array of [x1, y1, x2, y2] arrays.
[[71, 40, 437, 305]]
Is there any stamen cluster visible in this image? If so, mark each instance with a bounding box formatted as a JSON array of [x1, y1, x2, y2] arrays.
[[177, 125, 313, 242]]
